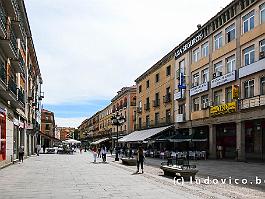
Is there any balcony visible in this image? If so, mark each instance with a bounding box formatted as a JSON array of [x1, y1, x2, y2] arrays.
[[144, 103, 150, 111], [240, 95, 265, 110], [0, 27, 18, 59], [0, 63, 7, 85], [3, 0, 19, 18], [153, 99, 160, 107], [12, 14, 25, 39], [163, 94, 171, 103], [0, 5, 6, 37], [11, 52, 24, 73], [7, 76, 17, 95], [137, 107, 142, 113], [17, 88, 25, 105], [239, 57, 265, 79], [176, 114, 186, 123]]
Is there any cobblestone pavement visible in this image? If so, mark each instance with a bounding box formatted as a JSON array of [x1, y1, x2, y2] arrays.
[[0, 153, 264, 199]]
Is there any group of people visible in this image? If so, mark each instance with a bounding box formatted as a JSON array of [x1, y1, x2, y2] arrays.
[[92, 145, 107, 163]]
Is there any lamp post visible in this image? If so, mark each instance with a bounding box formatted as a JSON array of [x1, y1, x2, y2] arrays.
[[111, 111, 126, 161]]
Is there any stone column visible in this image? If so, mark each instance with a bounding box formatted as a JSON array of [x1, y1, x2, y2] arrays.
[[236, 121, 245, 161], [209, 124, 216, 159]]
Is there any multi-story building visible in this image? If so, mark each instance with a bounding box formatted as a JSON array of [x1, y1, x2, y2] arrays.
[[173, 0, 265, 161], [135, 55, 175, 130], [99, 104, 113, 138], [57, 127, 75, 141], [111, 86, 136, 136], [41, 109, 56, 148], [0, 0, 43, 168]]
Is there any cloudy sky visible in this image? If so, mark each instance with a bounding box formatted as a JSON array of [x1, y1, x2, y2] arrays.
[[25, 0, 232, 128]]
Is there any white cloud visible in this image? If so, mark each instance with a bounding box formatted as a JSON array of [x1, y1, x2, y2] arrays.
[[55, 117, 86, 128], [25, 0, 233, 105]]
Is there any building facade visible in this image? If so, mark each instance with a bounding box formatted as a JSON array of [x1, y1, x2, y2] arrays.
[[173, 0, 265, 161], [0, 0, 43, 168], [40, 109, 56, 148]]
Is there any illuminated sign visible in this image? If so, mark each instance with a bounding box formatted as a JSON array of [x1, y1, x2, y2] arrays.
[[210, 101, 237, 117]]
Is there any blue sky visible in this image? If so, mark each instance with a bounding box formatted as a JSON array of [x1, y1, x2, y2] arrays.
[[25, 0, 232, 127]]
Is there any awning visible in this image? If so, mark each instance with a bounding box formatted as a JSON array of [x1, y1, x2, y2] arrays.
[[119, 125, 173, 143], [91, 138, 109, 145], [169, 131, 207, 143]]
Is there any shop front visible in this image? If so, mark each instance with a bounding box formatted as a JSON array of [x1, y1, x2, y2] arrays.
[[245, 120, 265, 162]]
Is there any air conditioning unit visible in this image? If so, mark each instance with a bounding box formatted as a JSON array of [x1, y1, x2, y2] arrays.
[[259, 51, 265, 60]]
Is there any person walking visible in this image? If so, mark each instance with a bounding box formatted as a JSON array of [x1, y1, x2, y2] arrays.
[[101, 145, 107, 162], [109, 147, 113, 156], [136, 145, 144, 173], [92, 146, 97, 163], [97, 146, 101, 158], [80, 146, 83, 154], [36, 144, 41, 156], [18, 146, 24, 163]]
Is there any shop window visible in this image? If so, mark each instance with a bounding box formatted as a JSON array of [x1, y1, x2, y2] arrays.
[[214, 32, 222, 50], [260, 3, 265, 24], [225, 87, 233, 103], [166, 65, 171, 76], [244, 79, 255, 98], [201, 42, 209, 57], [214, 90, 222, 105], [201, 68, 209, 83], [243, 45, 255, 66], [226, 23, 235, 43], [243, 10, 254, 34], [155, 73, 159, 83], [226, 55, 236, 73], [139, 85, 142, 93], [193, 97, 200, 111], [193, 48, 200, 62], [261, 77, 265, 95]]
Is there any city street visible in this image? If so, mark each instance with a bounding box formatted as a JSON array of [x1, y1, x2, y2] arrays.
[[0, 152, 264, 199]]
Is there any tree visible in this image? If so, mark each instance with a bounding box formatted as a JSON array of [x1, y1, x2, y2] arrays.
[[73, 129, 80, 140]]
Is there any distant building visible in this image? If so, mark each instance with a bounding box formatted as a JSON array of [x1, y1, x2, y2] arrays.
[[56, 127, 75, 141]]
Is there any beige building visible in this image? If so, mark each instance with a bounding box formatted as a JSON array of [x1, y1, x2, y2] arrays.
[[174, 0, 265, 161]]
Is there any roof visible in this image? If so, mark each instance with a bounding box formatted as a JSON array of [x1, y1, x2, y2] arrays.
[[119, 125, 173, 143]]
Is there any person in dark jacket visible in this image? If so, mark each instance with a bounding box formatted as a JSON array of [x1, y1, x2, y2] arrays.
[[136, 145, 144, 173]]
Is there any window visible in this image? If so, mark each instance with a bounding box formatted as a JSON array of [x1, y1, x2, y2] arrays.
[[155, 112, 159, 126], [155, 73, 159, 83], [214, 61, 223, 73], [260, 39, 265, 52], [178, 104, 185, 114], [244, 80, 254, 98], [193, 48, 200, 62], [166, 65, 171, 76], [214, 90, 223, 105], [225, 87, 233, 103], [214, 32, 222, 50], [260, 3, 265, 24], [193, 97, 200, 111], [201, 42, 209, 57], [243, 11, 254, 33], [166, 109, 171, 123], [166, 87, 170, 95], [226, 23, 235, 43], [138, 118, 142, 129], [261, 77, 265, 95], [192, 73, 199, 87], [146, 80, 150, 88], [226, 55, 236, 73], [146, 115, 150, 128], [202, 68, 209, 83], [139, 85, 142, 93], [201, 95, 209, 107], [243, 45, 255, 66]]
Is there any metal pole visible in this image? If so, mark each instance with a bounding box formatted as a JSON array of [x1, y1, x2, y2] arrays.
[[115, 124, 119, 161]]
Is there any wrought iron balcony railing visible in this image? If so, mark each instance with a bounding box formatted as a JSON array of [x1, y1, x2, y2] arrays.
[[17, 88, 25, 104], [0, 63, 6, 83], [8, 76, 17, 95]]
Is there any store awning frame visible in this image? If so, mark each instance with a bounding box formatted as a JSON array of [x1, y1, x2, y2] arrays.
[[91, 138, 110, 145]]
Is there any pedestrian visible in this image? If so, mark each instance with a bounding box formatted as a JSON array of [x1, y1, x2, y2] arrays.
[[80, 146, 83, 154], [43, 144, 46, 154], [92, 146, 97, 163], [110, 147, 113, 155], [97, 146, 101, 158], [19, 146, 24, 163], [136, 145, 144, 173], [36, 144, 41, 156], [101, 144, 107, 162]]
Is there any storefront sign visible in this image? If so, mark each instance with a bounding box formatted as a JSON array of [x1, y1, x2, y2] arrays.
[[190, 82, 209, 96], [210, 101, 237, 117], [175, 32, 204, 59], [211, 71, 236, 88], [174, 90, 185, 100]]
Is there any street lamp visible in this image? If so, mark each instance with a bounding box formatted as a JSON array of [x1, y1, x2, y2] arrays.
[[111, 111, 126, 161]]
